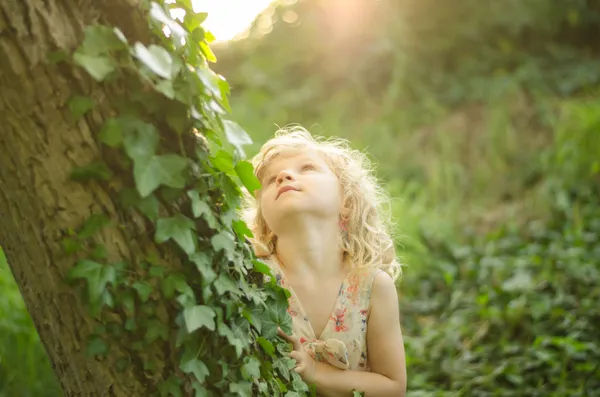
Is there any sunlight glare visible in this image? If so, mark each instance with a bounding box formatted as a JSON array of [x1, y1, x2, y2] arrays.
[[192, 0, 274, 41]]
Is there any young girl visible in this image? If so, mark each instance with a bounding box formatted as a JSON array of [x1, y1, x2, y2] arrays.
[[244, 127, 406, 396]]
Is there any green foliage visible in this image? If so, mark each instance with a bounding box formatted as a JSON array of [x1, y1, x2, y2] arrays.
[[402, 187, 600, 396], [0, 247, 62, 397], [59, 1, 307, 395]]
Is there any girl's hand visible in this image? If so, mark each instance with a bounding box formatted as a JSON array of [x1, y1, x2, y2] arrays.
[[278, 327, 317, 383]]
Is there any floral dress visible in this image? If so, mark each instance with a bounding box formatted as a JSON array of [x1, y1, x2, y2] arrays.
[[265, 257, 382, 372]]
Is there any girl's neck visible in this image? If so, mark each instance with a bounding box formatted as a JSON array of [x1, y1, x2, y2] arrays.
[[274, 218, 346, 279]]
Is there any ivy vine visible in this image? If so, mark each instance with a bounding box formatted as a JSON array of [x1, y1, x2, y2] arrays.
[[59, 1, 314, 395]]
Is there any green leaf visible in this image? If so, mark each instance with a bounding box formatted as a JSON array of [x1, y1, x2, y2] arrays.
[[235, 160, 261, 194], [68, 260, 116, 304], [86, 336, 109, 357], [218, 322, 246, 358], [159, 375, 182, 397], [98, 118, 123, 147], [187, 190, 218, 229], [123, 121, 158, 162], [73, 53, 115, 81], [79, 24, 127, 56], [145, 318, 168, 343], [184, 12, 208, 32], [242, 356, 262, 380], [156, 80, 175, 99], [257, 336, 275, 357], [137, 194, 159, 221], [180, 357, 210, 383], [155, 214, 196, 254], [70, 161, 113, 182], [68, 96, 94, 120], [149, 2, 188, 39], [161, 273, 191, 299], [197, 66, 221, 98], [232, 219, 253, 239], [211, 150, 235, 173], [213, 272, 242, 296], [189, 252, 217, 284], [183, 305, 216, 332], [78, 214, 110, 239], [134, 154, 188, 197], [223, 120, 252, 157], [211, 231, 236, 253], [132, 281, 152, 302], [252, 260, 274, 277], [133, 43, 174, 79], [229, 382, 252, 397]]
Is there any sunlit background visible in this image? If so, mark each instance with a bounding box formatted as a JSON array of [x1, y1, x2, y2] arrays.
[[2, 0, 600, 396], [192, 0, 274, 41]]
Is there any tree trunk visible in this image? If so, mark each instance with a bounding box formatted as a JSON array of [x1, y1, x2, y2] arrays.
[[0, 1, 157, 395]]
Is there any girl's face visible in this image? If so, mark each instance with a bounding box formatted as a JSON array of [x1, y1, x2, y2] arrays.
[[259, 148, 342, 234]]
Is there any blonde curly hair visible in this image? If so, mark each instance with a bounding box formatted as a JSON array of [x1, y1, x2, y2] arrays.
[[242, 126, 402, 281]]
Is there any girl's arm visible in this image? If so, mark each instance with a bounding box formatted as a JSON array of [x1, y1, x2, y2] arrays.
[[311, 271, 407, 397]]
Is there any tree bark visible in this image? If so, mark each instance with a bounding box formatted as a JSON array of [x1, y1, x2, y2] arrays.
[[0, 1, 159, 395]]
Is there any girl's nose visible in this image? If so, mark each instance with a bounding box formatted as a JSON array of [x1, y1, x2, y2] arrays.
[[276, 170, 295, 185]]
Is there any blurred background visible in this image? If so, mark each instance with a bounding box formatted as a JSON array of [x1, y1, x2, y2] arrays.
[[2, 0, 599, 395]]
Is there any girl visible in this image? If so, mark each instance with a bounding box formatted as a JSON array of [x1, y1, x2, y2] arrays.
[[244, 127, 406, 396]]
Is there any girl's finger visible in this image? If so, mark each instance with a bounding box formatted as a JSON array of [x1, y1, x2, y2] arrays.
[[278, 328, 302, 351], [289, 350, 302, 361]]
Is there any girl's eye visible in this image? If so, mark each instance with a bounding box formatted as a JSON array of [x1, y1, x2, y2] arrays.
[[301, 164, 315, 171]]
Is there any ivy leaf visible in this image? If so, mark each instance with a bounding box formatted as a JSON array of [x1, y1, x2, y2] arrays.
[[213, 272, 242, 296], [242, 356, 262, 380], [211, 231, 236, 253], [79, 24, 127, 55], [68, 96, 94, 120], [211, 150, 235, 173], [190, 252, 217, 284], [252, 260, 275, 278], [149, 2, 188, 40], [291, 372, 310, 393], [70, 161, 113, 182], [234, 160, 261, 194], [145, 318, 169, 343], [187, 190, 218, 229], [156, 214, 196, 254], [183, 12, 208, 32], [274, 358, 291, 381], [137, 194, 159, 221], [156, 80, 175, 99], [232, 219, 253, 240], [218, 322, 246, 358], [73, 53, 115, 81], [99, 118, 123, 147], [191, 383, 209, 397], [133, 43, 174, 79], [161, 273, 192, 299], [123, 121, 158, 162], [134, 154, 188, 197], [223, 120, 252, 157], [257, 336, 275, 357], [68, 260, 116, 304], [197, 66, 221, 98], [180, 357, 210, 383], [158, 375, 182, 397], [132, 281, 153, 302], [184, 305, 216, 332], [229, 382, 252, 397], [86, 336, 109, 357], [352, 391, 366, 397], [78, 214, 111, 239]]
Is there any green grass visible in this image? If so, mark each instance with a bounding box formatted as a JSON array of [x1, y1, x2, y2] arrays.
[[0, 247, 62, 397]]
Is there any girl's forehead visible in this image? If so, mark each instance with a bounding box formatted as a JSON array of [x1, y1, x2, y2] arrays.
[[263, 147, 328, 170]]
